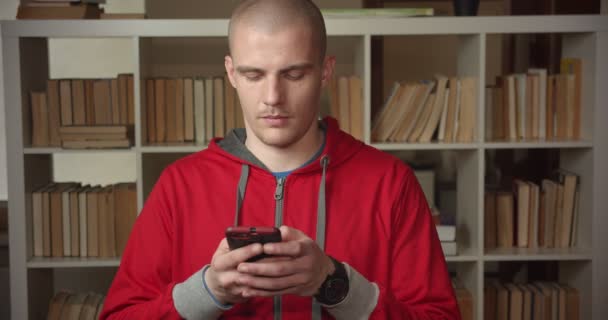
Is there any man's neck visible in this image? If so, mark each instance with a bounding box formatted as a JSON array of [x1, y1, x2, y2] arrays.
[[245, 123, 324, 173]]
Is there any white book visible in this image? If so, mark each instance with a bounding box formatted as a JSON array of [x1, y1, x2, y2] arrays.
[[79, 188, 88, 257], [194, 78, 206, 143], [529, 68, 547, 140], [440, 241, 458, 256], [436, 225, 456, 242]]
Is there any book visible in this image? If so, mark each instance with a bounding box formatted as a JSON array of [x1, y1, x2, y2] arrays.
[[321, 8, 434, 18], [30, 92, 50, 147], [155, 79, 166, 143], [349, 76, 363, 141], [62, 139, 131, 149], [496, 192, 514, 248], [436, 225, 456, 242], [183, 78, 195, 142], [514, 179, 530, 248], [440, 241, 457, 256], [17, 3, 102, 19], [175, 78, 185, 142], [213, 77, 225, 137], [485, 192, 497, 249], [338, 76, 350, 133], [165, 79, 178, 142], [146, 79, 156, 143], [194, 78, 206, 143], [47, 80, 62, 146]]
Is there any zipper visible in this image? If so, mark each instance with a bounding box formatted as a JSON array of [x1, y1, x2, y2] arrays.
[[274, 177, 286, 227]]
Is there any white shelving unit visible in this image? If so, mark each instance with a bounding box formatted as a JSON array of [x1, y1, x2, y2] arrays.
[[2, 16, 607, 320]]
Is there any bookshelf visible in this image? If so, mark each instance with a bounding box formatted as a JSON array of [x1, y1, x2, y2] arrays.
[[2, 16, 607, 320]]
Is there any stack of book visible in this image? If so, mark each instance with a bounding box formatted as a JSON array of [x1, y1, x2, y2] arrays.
[[484, 170, 579, 250], [143, 76, 244, 145], [47, 291, 105, 320], [17, 0, 105, 19], [372, 75, 477, 143], [326, 76, 364, 140], [484, 280, 579, 320], [59, 125, 132, 149], [486, 58, 582, 141], [30, 74, 134, 148], [437, 223, 457, 256], [31, 182, 137, 259]]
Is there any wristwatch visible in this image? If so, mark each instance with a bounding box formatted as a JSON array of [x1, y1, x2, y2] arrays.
[[314, 256, 349, 305]]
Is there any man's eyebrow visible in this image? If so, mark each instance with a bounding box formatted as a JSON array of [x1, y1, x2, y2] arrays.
[[235, 63, 314, 74]]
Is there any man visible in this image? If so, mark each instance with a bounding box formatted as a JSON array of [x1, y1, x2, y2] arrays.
[[101, 0, 460, 319]]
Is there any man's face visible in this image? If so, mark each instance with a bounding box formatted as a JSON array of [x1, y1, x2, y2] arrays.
[[225, 22, 334, 149]]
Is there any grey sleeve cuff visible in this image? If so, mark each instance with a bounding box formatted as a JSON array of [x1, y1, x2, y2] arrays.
[[322, 263, 379, 320], [172, 266, 227, 320]]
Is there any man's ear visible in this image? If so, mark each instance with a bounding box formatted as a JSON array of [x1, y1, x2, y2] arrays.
[[225, 55, 237, 88], [320, 55, 336, 88]]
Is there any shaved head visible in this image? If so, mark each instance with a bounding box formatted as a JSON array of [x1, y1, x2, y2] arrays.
[[228, 0, 327, 62]]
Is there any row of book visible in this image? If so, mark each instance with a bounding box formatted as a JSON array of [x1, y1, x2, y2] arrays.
[[30, 74, 135, 147], [372, 75, 477, 143], [484, 280, 580, 320], [58, 125, 133, 149], [326, 76, 364, 141], [484, 170, 579, 250], [486, 58, 582, 142], [31, 182, 137, 258], [47, 291, 105, 320], [143, 76, 244, 145]]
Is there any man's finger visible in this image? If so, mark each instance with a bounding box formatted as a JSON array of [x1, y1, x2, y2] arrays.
[[213, 242, 263, 270], [279, 225, 308, 242], [237, 257, 305, 277], [238, 272, 308, 292], [263, 239, 306, 257]]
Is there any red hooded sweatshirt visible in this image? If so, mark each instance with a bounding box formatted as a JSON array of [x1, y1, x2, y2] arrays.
[[100, 117, 460, 319]]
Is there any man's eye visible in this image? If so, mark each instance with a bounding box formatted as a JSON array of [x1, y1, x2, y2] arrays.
[[244, 73, 262, 81], [285, 71, 304, 80]]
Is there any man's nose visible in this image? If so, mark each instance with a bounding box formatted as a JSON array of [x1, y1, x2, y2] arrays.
[[263, 76, 283, 107]]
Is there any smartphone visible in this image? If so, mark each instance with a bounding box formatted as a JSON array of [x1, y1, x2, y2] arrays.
[[225, 226, 282, 262]]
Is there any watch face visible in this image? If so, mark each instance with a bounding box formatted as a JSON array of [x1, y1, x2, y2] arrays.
[[325, 278, 348, 302]]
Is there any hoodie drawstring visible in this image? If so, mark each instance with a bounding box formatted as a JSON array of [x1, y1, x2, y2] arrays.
[[233, 156, 330, 320]]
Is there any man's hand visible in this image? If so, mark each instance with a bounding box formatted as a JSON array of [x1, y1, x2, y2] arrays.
[[235, 226, 335, 298], [204, 238, 264, 305]]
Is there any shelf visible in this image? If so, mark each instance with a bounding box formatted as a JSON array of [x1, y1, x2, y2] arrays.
[[24, 147, 136, 154], [445, 254, 479, 262], [483, 140, 593, 149], [27, 257, 121, 268], [140, 143, 208, 153], [2, 16, 607, 37], [371, 142, 479, 150], [483, 247, 592, 261]]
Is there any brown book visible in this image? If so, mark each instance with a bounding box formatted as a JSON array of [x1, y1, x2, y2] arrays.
[[165, 79, 178, 142], [46, 291, 71, 320], [155, 79, 166, 142], [183, 78, 195, 142], [235, 94, 244, 129], [496, 282, 509, 320], [115, 183, 137, 257], [47, 80, 62, 146], [78, 186, 89, 257], [117, 74, 129, 125], [95, 298, 105, 320], [110, 79, 120, 125], [205, 78, 214, 141], [408, 90, 435, 143], [98, 186, 116, 258], [518, 284, 533, 320], [348, 76, 364, 141], [443, 78, 459, 142], [527, 182, 540, 248], [175, 78, 185, 142], [538, 191, 546, 247], [556, 170, 578, 248], [50, 183, 79, 257], [555, 74, 568, 140], [69, 187, 82, 257], [514, 179, 530, 248], [61, 132, 128, 141], [87, 187, 100, 257], [59, 79, 73, 126], [338, 76, 350, 133], [59, 125, 129, 135], [525, 75, 534, 139], [78, 293, 103, 320], [541, 179, 558, 248], [560, 58, 582, 139], [127, 74, 135, 126], [84, 79, 96, 125], [565, 285, 579, 320], [17, 3, 102, 19], [420, 75, 448, 143], [527, 284, 546, 320], [496, 192, 514, 248], [62, 139, 131, 149], [394, 81, 434, 142], [32, 184, 54, 257], [42, 185, 53, 257], [100, 13, 146, 19], [554, 184, 565, 247], [371, 83, 403, 141], [457, 77, 477, 143], [213, 77, 225, 138], [30, 91, 50, 147], [484, 281, 498, 320], [146, 79, 156, 143], [546, 75, 556, 140], [506, 284, 523, 320], [385, 83, 416, 142], [224, 75, 236, 135], [93, 79, 112, 125], [61, 292, 88, 320], [493, 87, 505, 140], [454, 286, 473, 320], [71, 79, 86, 125], [193, 78, 205, 143], [485, 192, 497, 249]]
